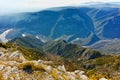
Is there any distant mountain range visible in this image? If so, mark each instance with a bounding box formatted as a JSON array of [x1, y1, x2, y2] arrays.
[[0, 3, 120, 46], [0, 8, 97, 45]]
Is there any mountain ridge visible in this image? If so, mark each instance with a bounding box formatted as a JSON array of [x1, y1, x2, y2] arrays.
[[0, 3, 120, 46]]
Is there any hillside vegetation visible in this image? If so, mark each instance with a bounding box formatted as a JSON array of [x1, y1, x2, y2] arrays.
[[1, 37, 118, 79], [0, 44, 90, 80]]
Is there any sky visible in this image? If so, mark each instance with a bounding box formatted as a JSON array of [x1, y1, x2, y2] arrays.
[[0, 0, 120, 15]]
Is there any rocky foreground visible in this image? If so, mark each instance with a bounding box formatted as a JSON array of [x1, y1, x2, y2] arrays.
[[0, 48, 107, 80]]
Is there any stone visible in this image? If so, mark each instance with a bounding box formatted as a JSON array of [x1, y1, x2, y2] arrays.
[[0, 51, 4, 56], [38, 59, 43, 63], [9, 51, 20, 58], [79, 71, 85, 75], [11, 67, 19, 73], [0, 65, 4, 70], [5, 66, 12, 70], [44, 66, 52, 73], [9, 77, 14, 80], [74, 70, 80, 74], [9, 51, 26, 62], [80, 75, 89, 80], [58, 65, 66, 72], [43, 61, 53, 65], [46, 75, 54, 80], [78, 71, 88, 80], [99, 78, 108, 80]]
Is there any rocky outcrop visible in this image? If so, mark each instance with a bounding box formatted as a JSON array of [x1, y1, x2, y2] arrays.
[[0, 50, 90, 80]]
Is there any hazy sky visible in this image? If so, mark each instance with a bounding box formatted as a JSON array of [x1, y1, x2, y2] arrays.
[[0, 0, 120, 14]]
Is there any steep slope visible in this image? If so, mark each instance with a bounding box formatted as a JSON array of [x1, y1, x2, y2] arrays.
[[0, 8, 98, 45], [8, 36, 44, 60], [80, 3, 120, 39], [83, 55, 120, 80], [8, 35, 44, 50], [8, 37, 102, 61], [90, 39, 120, 54], [43, 40, 102, 61]]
